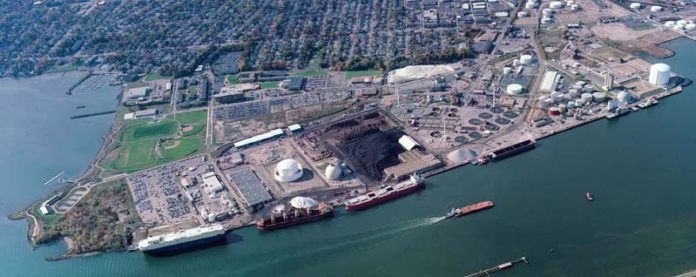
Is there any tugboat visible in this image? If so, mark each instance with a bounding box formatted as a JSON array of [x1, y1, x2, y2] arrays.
[[585, 192, 594, 201], [445, 201, 495, 219], [256, 196, 334, 231]]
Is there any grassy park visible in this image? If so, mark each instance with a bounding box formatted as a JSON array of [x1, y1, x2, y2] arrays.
[[345, 69, 382, 80], [102, 110, 207, 173]]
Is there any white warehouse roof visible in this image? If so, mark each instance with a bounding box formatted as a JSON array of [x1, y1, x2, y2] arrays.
[[398, 135, 420, 151]]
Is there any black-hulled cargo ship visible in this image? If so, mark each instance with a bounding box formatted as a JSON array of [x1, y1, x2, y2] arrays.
[[491, 140, 536, 161]]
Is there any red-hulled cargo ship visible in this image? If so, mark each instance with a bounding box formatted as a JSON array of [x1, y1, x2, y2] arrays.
[[256, 197, 334, 231], [445, 201, 495, 219], [345, 174, 425, 211]]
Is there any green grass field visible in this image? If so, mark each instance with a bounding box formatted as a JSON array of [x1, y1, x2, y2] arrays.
[[102, 110, 207, 173], [144, 71, 172, 81], [261, 81, 280, 89], [226, 75, 239, 84], [296, 69, 327, 77], [345, 70, 382, 80]]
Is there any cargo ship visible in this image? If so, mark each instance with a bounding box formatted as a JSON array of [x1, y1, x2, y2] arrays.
[[256, 196, 334, 231], [445, 201, 495, 219], [490, 140, 536, 161], [345, 174, 425, 211], [137, 224, 227, 255]]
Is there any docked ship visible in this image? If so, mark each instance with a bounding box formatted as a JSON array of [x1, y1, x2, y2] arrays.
[[345, 174, 425, 211], [137, 224, 227, 255], [490, 140, 536, 161], [445, 201, 495, 219], [606, 108, 630, 119], [256, 196, 334, 231]]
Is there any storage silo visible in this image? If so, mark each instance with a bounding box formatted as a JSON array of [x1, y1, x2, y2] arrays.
[[325, 163, 342, 180], [648, 63, 671, 86]]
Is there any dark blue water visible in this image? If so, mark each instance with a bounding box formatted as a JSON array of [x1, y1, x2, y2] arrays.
[[1, 39, 696, 276]]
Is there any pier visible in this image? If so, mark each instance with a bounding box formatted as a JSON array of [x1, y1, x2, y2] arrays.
[[464, 257, 529, 277], [66, 71, 92, 95], [70, 110, 116, 120]]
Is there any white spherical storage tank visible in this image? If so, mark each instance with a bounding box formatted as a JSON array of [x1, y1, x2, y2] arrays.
[[275, 158, 304, 182], [649, 63, 671, 86], [325, 163, 342, 180], [506, 84, 524, 95], [616, 91, 632, 103]]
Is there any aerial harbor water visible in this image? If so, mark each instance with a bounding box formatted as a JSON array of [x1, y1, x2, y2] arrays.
[[2, 39, 696, 276]]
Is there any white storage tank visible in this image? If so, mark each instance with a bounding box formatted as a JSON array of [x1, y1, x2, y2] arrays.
[[513, 59, 520, 66], [665, 21, 676, 28], [558, 104, 567, 112], [650, 5, 662, 12], [520, 54, 534, 64], [677, 19, 689, 26], [568, 89, 579, 97], [629, 2, 642, 9], [506, 84, 524, 95], [549, 1, 564, 9], [325, 163, 342, 180], [503, 67, 513, 74], [616, 91, 632, 103], [567, 101, 577, 109], [581, 93, 593, 103], [542, 8, 554, 16], [542, 17, 553, 24], [570, 4, 579, 11], [525, 1, 536, 9], [566, 0, 575, 5], [518, 11, 530, 17], [648, 63, 671, 86], [592, 92, 606, 103]]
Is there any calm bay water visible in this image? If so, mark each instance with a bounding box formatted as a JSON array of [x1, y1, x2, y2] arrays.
[[2, 39, 696, 276]]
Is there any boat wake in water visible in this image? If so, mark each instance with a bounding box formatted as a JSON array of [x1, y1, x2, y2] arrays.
[[233, 217, 444, 275]]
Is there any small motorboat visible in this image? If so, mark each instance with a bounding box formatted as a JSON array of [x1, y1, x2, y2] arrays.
[[585, 192, 594, 201]]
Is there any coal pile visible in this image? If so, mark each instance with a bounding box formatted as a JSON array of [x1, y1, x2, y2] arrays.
[[338, 129, 405, 181]]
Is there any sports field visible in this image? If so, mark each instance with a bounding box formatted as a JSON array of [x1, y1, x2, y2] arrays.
[[102, 110, 207, 173]]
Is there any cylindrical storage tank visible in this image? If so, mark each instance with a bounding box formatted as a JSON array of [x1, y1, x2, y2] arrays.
[[542, 8, 554, 16], [576, 98, 586, 105], [592, 92, 606, 103], [568, 88, 579, 97], [558, 104, 567, 112], [649, 63, 671, 85], [539, 95, 549, 102], [503, 67, 512, 74], [506, 84, 524, 95], [629, 2, 642, 9], [548, 107, 561, 116], [673, 24, 685, 31], [525, 1, 536, 9], [541, 17, 553, 24], [520, 54, 533, 64], [570, 4, 579, 10], [575, 80, 586, 86], [677, 19, 688, 26], [581, 93, 593, 103], [650, 5, 662, 12], [566, 0, 575, 5], [686, 23, 696, 30], [550, 1, 563, 9], [567, 101, 577, 109], [513, 59, 520, 66], [518, 11, 530, 17], [665, 21, 676, 28], [543, 98, 554, 107]]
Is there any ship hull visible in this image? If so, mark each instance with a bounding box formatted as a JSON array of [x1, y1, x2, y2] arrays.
[[457, 206, 494, 217], [142, 233, 227, 256], [257, 210, 334, 231], [492, 140, 536, 161], [345, 182, 425, 211]]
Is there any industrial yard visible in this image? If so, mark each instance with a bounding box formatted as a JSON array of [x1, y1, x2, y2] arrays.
[[25, 0, 696, 262]]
